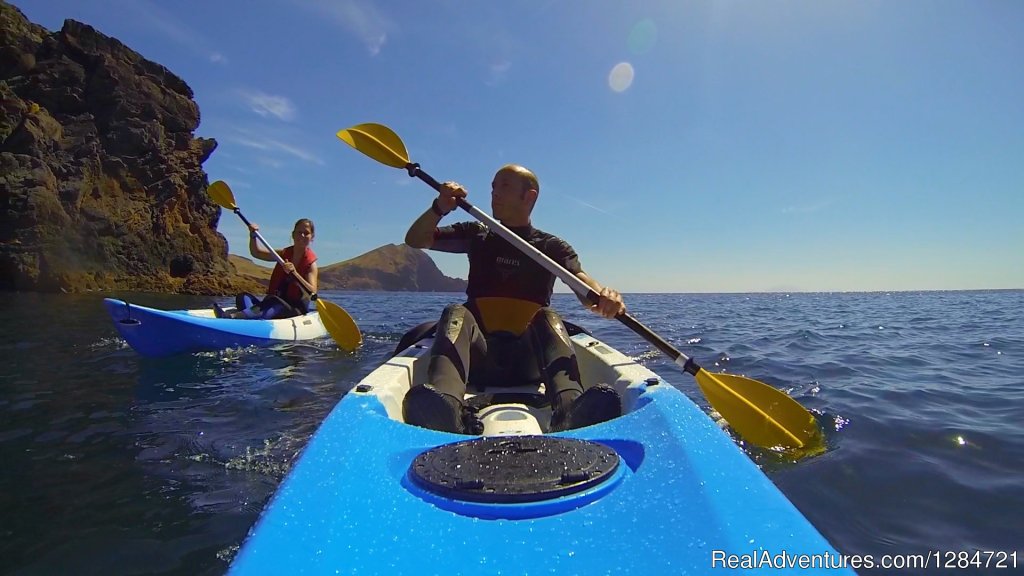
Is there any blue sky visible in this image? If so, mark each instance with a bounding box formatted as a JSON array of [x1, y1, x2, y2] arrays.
[[17, 0, 1023, 292]]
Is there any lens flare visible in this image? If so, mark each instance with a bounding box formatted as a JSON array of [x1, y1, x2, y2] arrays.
[[608, 62, 635, 93], [628, 19, 657, 54]]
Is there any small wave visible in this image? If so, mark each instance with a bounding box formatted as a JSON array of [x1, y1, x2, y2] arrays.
[[223, 438, 301, 478], [195, 346, 261, 362], [89, 336, 129, 351], [629, 349, 661, 363], [216, 544, 240, 565]]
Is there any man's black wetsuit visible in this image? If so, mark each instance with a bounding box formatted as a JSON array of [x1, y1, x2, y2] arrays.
[[433, 221, 582, 306], [411, 221, 586, 428]]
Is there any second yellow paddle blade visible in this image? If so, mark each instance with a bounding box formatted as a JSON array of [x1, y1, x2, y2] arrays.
[[336, 123, 409, 168], [317, 298, 362, 352], [695, 369, 823, 450], [207, 180, 237, 210]]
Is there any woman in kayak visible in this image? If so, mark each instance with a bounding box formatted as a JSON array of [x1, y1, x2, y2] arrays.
[[403, 164, 626, 433], [216, 218, 318, 320]]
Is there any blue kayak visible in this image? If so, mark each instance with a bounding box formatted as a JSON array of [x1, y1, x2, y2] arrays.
[[230, 326, 854, 575], [103, 298, 328, 357]]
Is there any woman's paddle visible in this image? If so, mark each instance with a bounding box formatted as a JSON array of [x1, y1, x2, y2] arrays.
[[336, 122, 822, 450], [207, 180, 362, 352]]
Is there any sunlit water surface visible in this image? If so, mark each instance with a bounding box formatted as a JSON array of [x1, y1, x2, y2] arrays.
[[1, 290, 1022, 575]]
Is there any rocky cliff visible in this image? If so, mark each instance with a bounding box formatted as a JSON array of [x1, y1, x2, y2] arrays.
[[0, 1, 259, 294]]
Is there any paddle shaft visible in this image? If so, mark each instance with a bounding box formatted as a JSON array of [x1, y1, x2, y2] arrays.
[[406, 163, 701, 376], [231, 208, 320, 302]]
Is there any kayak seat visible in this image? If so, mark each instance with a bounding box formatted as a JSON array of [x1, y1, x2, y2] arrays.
[[391, 318, 594, 435], [474, 402, 546, 436], [465, 391, 548, 410]]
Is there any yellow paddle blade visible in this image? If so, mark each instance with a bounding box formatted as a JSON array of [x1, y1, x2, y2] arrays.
[[336, 123, 409, 168], [695, 369, 823, 451], [207, 180, 237, 210], [316, 298, 362, 352]]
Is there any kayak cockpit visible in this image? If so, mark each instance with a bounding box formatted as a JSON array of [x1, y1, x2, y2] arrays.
[[354, 327, 659, 436]]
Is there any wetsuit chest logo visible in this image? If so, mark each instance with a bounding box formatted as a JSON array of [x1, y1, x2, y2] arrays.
[[495, 256, 520, 281]]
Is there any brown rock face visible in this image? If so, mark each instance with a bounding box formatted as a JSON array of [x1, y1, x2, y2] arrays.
[[0, 1, 259, 294], [319, 244, 468, 292]]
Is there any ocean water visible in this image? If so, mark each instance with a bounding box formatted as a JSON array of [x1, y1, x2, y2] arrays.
[[1, 290, 1022, 575]]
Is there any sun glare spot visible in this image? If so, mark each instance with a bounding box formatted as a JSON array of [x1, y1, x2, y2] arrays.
[[609, 62, 634, 92]]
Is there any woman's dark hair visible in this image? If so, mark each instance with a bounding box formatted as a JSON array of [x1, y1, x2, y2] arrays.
[[293, 218, 315, 236]]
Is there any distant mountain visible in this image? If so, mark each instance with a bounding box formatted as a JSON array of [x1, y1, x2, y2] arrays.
[[227, 254, 272, 286], [320, 244, 467, 292], [230, 244, 467, 293]]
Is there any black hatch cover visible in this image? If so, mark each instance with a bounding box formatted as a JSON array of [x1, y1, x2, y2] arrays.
[[408, 435, 619, 503]]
